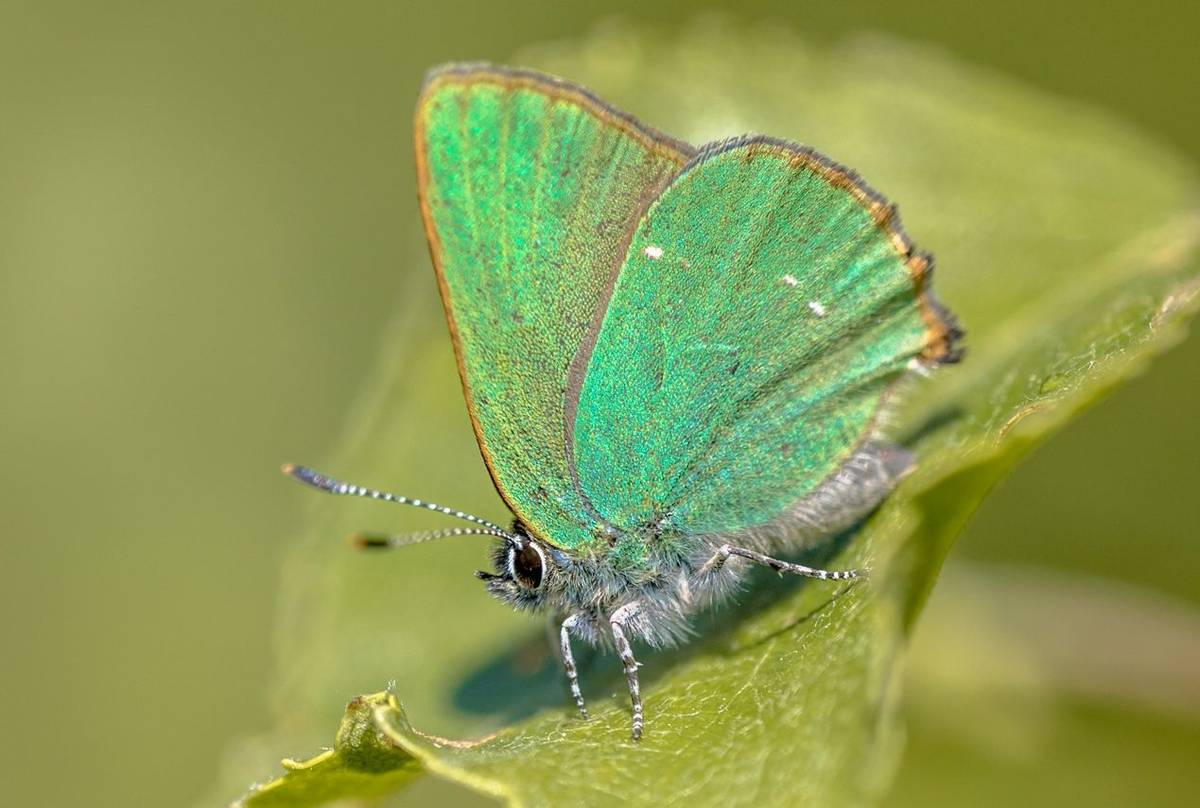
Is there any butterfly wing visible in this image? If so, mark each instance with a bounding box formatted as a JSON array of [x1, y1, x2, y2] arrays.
[[571, 136, 961, 539], [415, 64, 694, 548]]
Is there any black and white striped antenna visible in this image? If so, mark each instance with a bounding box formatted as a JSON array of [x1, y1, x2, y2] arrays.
[[281, 464, 522, 548]]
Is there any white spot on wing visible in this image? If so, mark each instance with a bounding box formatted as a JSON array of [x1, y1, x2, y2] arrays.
[[907, 357, 932, 377], [644, 245, 664, 260], [808, 300, 827, 317], [782, 274, 799, 287]]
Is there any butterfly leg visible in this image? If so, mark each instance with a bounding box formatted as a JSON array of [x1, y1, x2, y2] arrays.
[[559, 613, 589, 720], [609, 602, 644, 740], [701, 544, 863, 580]]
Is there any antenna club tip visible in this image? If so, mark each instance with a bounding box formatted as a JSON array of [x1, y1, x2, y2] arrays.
[[281, 462, 299, 476], [349, 532, 389, 549]]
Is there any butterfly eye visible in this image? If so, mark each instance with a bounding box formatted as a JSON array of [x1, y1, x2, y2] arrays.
[[509, 542, 545, 591]]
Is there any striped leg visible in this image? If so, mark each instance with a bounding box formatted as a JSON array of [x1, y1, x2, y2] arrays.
[[701, 544, 863, 580], [559, 613, 589, 720], [609, 602, 644, 741]]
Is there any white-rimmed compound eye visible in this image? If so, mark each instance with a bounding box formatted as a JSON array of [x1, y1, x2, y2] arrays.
[[509, 541, 545, 590]]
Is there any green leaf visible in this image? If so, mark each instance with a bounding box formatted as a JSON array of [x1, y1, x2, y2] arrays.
[[232, 19, 1200, 808]]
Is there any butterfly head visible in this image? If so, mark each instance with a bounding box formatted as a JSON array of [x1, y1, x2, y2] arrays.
[[475, 521, 565, 611]]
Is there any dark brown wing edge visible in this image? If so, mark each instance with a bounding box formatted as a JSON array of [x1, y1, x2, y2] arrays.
[[413, 63, 698, 521]]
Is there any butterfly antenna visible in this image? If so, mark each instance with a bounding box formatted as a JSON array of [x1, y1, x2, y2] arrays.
[[350, 527, 514, 549], [282, 463, 519, 540]]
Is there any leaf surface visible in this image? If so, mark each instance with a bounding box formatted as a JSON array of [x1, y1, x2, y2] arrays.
[[233, 20, 1200, 808]]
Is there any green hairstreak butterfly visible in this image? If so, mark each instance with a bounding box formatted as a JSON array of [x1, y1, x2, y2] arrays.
[[285, 63, 962, 740]]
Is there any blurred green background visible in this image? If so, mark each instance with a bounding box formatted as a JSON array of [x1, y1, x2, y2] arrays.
[[2, 2, 1196, 807]]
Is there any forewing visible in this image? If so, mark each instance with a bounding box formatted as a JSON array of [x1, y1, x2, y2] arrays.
[[415, 65, 693, 547], [572, 136, 960, 537]]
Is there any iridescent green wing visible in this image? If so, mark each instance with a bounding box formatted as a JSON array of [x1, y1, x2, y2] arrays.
[[572, 136, 960, 539], [415, 65, 694, 548]]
